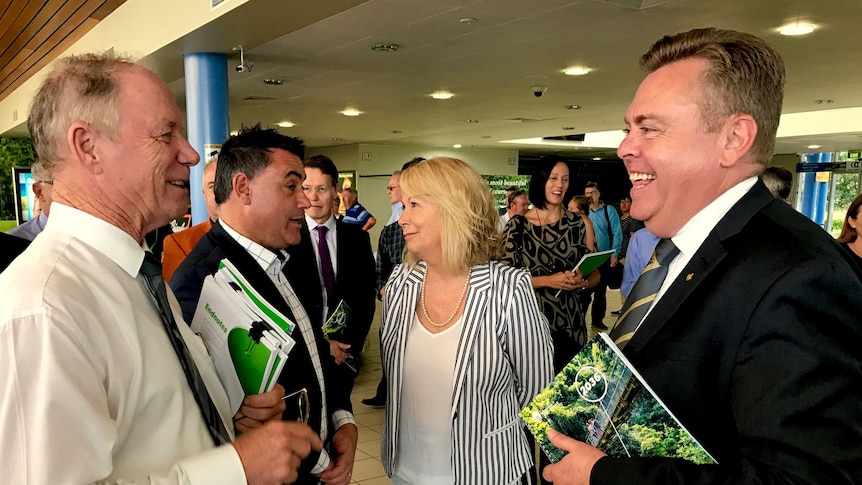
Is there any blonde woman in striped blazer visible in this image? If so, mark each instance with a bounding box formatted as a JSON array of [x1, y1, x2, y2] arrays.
[[380, 157, 554, 485]]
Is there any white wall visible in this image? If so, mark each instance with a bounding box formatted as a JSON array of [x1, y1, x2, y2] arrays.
[[308, 143, 519, 250]]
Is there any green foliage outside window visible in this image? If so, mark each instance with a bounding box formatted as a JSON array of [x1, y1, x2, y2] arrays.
[[0, 138, 37, 221]]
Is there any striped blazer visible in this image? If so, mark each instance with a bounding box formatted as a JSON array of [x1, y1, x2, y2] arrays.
[[380, 261, 554, 484]]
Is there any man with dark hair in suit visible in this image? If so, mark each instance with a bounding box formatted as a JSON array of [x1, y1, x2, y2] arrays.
[[544, 28, 862, 485], [284, 154, 376, 396], [171, 125, 358, 485]]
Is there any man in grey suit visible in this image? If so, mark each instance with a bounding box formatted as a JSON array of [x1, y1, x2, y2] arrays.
[[544, 28, 862, 484]]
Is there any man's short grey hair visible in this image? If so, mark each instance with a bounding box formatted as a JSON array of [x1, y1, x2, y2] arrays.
[[28, 53, 134, 171], [30, 159, 49, 182]]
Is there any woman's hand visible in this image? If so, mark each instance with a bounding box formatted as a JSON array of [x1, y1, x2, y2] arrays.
[[545, 271, 587, 291]]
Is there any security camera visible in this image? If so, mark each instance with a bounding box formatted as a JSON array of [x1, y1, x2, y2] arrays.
[[232, 45, 253, 73], [532, 85, 548, 97]]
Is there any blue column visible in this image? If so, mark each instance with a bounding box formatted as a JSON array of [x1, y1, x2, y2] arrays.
[[184, 53, 229, 226], [799, 152, 831, 224]]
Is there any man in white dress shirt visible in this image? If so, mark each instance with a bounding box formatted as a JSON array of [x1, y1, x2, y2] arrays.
[[0, 53, 320, 484]]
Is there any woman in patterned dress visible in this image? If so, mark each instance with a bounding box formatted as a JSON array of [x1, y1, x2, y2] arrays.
[[501, 156, 599, 372]]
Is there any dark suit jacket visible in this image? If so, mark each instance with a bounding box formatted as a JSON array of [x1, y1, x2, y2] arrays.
[[284, 220, 376, 378], [592, 181, 862, 484], [0, 233, 29, 272], [169, 221, 352, 482]]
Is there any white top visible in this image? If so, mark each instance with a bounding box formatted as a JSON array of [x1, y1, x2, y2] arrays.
[[392, 313, 463, 485], [0, 203, 244, 484], [387, 202, 404, 226], [305, 213, 338, 319], [638, 177, 757, 329], [498, 212, 512, 233]]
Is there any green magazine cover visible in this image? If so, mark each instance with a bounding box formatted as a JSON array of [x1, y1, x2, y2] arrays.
[[521, 332, 716, 464]]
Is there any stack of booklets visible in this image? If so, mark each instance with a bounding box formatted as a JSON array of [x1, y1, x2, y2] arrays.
[[522, 332, 716, 465], [191, 259, 297, 414]]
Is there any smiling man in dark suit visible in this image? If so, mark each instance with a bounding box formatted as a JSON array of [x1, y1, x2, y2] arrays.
[[544, 28, 862, 485], [284, 154, 376, 395], [170, 125, 358, 485]]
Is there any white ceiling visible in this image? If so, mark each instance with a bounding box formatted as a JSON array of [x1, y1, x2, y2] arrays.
[[23, 0, 862, 159]]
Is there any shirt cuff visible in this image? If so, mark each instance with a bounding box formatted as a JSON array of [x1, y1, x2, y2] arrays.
[[179, 444, 247, 485], [332, 409, 356, 430]]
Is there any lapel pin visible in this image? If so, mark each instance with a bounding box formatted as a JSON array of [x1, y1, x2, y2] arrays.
[[686, 273, 694, 282]]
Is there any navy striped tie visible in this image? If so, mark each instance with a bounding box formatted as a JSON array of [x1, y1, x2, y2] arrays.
[[140, 252, 231, 445], [609, 238, 679, 349]]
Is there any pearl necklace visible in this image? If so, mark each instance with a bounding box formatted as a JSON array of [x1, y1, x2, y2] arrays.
[[420, 273, 471, 328]]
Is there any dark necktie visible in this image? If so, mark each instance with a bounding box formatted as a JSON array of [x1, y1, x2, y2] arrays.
[[139, 252, 231, 445], [609, 238, 680, 349], [316, 225, 336, 309]]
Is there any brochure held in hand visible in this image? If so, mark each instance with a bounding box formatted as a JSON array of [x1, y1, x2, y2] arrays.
[[521, 332, 716, 465], [190, 259, 297, 414]]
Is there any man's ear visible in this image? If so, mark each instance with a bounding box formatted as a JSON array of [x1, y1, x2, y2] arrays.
[[68, 121, 104, 175], [720, 114, 757, 168], [32, 182, 44, 200], [232, 172, 253, 205]]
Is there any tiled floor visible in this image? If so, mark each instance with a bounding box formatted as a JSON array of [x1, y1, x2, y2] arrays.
[[346, 289, 622, 484]]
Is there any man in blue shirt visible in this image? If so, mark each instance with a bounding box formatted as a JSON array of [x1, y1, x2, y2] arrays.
[[585, 181, 621, 329], [340, 187, 376, 231]]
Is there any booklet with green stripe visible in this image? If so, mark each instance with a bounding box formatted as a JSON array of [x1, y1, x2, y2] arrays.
[[190, 259, 296, 413]]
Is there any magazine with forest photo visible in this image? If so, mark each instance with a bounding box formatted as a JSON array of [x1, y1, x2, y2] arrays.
[[521, 332, 716, 465]]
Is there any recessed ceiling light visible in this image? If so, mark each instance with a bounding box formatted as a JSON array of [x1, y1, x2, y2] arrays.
[[466, 119, 479, 123], [341, 108, 361, 117], [564, 66, 591, 76], [263, 78, 285, 86], [592, 157, 602, 161], [431, 91, 454, 100], [565, 105, 582, 110], [332, 137, 344, 142], [453, 144, 462, 149], [277, 121, 295, 128], [230, 130, 238, 136], [481, 135, 492, 139], [459, 18, 478, 25], [391, 130, 403, 134], [779, 21, 815, 36], [562, 126, 575, 130], [370, 43, 399, 52], [807, 144, 822, 149], [816, 99, 834, 105]]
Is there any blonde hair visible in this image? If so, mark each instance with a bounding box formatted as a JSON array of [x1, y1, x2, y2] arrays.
[[400, 157, 504, 273]]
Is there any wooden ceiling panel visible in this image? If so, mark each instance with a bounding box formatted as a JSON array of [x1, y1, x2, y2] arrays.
[[0, 0, 126, 102]]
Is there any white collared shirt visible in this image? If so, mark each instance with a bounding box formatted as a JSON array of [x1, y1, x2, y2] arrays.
[[0, 203, 244, 484], [639, 177, 758, 327], [387, 202, 404, 226], [305, 214, 338, 319]]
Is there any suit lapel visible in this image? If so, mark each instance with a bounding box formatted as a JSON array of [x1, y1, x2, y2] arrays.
[[209, 222, 304, 343], [626, 182, 774, 354], [450, 264, 490, 418]]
